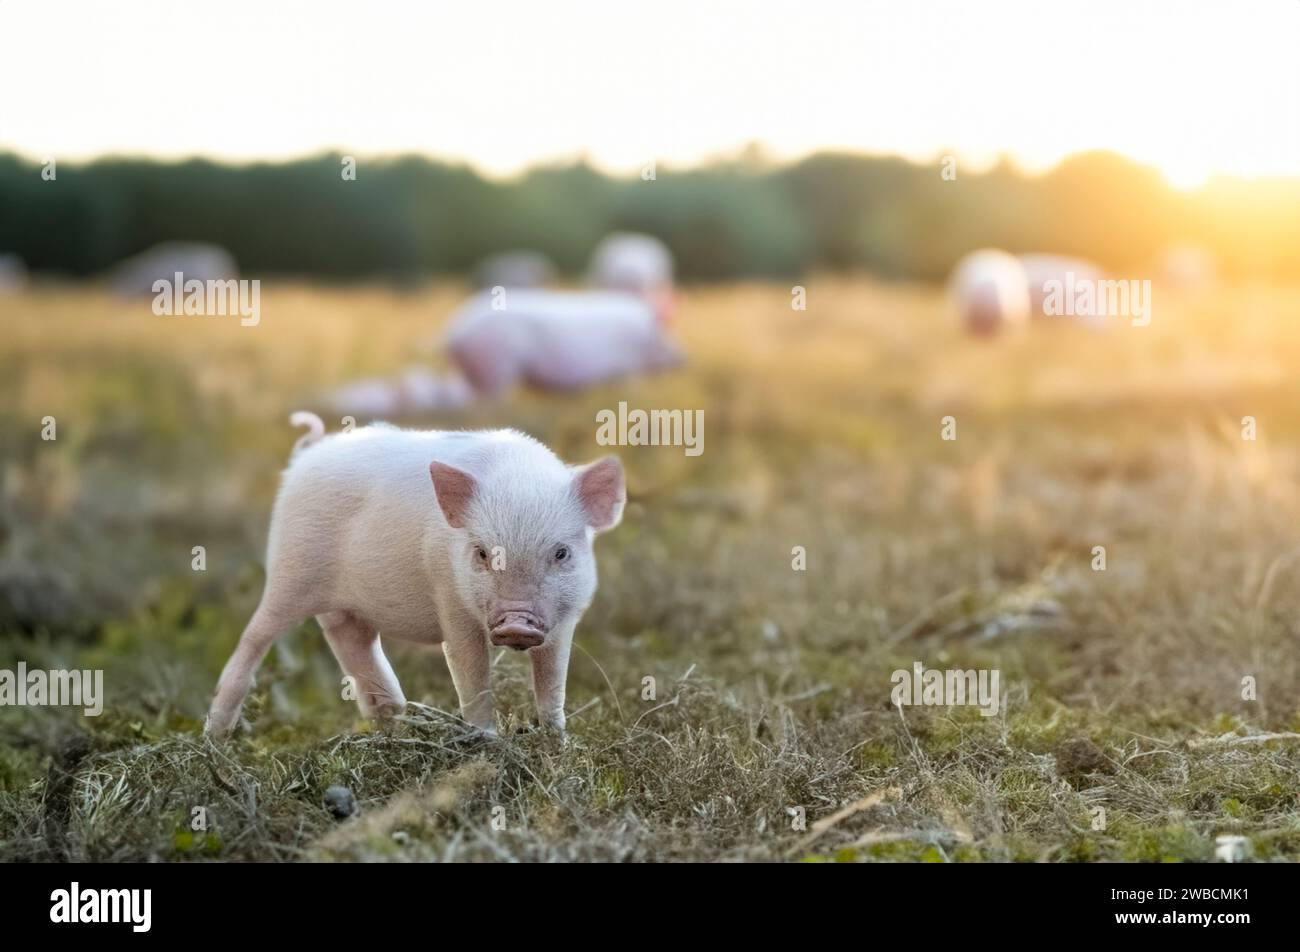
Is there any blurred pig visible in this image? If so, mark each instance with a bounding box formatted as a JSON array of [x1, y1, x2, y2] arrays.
[[207, 412, 626, 736], [323, 233, 684, 416], [108, 242, 238, 295], [445, 289, 683, 395], [950, 249, 1031, 335], [327, 367, 475, 417], [0, 254, 28, 293], [588, 232, 673, 293], [474, 250, 557, 290], [1019, 254, 1106, 324], [587, 232, 678, 324]]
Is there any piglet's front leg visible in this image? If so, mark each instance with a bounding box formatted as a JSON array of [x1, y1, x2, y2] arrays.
[[442, 621, 497, 735], [530, 624, 574, 731]]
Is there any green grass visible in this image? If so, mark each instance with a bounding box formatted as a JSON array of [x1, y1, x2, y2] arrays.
[[2, 278, 1300, 861]]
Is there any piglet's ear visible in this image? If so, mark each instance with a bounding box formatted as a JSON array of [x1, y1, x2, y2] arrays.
[[572, 456, 626, 532], [430, 461, 477, 529]]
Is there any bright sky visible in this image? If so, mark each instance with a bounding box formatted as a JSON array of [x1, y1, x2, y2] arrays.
[[1, 0, 1296, 188]]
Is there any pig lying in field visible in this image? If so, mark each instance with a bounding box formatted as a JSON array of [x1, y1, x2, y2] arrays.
[[206, 412, 625, 736], [444, 289, 683, 395]]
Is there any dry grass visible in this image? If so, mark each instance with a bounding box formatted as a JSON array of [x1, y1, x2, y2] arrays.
[[2, 276, 1300, 862]]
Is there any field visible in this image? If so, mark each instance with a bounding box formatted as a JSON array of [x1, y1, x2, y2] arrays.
[[2, 278, 1300, 862]]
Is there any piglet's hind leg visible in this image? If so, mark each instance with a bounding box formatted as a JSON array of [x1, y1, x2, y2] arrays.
[[207, 603, 303, 737], [319, 610, 407, 718]]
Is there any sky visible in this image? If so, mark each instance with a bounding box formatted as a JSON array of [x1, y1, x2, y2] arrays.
[[1, 0, 1297, 188]]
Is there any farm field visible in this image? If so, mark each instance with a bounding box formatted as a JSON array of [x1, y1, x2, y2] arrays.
[[2, 278, 1299, 862]]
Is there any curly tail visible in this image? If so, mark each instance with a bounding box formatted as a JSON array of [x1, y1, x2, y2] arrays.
[[289, 411, 326, 457]]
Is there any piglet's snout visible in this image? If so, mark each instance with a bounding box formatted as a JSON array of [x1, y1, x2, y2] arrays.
[[489, 610, 547, 650]]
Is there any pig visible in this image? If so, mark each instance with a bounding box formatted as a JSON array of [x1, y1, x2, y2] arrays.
[[0, 254, 28, 294], [206, 411, 626, 737], [444, 289, 683, 396], [587, 231, 679, 325], [325, 367, 476, 417], [474, 250, 557, 290], [1018, 254, 1106, 322], [587, 232, 673, 295], [950, 249, 1032, 336], [108, 242, 238, 296]]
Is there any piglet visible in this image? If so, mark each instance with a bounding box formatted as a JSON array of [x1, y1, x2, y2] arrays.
[[206, 412, 625, 736], [444, 289, 683, 396]]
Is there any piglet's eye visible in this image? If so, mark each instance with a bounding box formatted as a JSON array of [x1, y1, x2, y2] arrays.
[[476, 547, 489, 561], [554, 545, 569, 562]]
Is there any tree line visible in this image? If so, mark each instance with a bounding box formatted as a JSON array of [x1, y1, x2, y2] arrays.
[[1, 149, 1296, 282]]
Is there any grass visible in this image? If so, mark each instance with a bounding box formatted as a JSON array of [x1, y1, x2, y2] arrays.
[[2, 277, 1300, 862]]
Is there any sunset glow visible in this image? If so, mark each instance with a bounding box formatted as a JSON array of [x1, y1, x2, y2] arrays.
[[0, 0, 1296, 184]]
